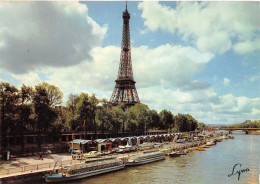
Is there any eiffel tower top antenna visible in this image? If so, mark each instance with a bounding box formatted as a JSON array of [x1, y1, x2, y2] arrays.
[[126, 1, 127, 10]]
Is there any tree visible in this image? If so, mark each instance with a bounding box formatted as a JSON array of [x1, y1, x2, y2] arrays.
[[229, 120, 260, 128], [125, 111, 138, 133], [33, 82, 61, 152], [159, 110, 174, 130], [185, 114, 198, 131], [198, 122, 206, 128], [74, 93, 91, 131], [67, 94, 80, 115], [96, 99, 113, 138], [89, 94, 99, 139], [128, 103, 150, 134], [149, 110, 160, 129], [41, 82, 63, 107], [66, 94, 80, 131], [174, 113, 198, 132], [48, 120, 65, 145], [110, 103, 126, 137], [67, 93, 99, 139], [0, 82, 19, 155], [18, 84, 33, 154], [174, 113, 187, 132]]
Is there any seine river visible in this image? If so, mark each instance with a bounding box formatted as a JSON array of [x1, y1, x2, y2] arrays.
[[67, 133, 259, 184]]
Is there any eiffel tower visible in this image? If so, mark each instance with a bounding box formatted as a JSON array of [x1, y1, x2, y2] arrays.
[[110, 3, 140, 106]]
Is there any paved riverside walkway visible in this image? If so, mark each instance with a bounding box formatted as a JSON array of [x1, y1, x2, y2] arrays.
[[0, 153, 73, 178], [0, 153, 71, 169]]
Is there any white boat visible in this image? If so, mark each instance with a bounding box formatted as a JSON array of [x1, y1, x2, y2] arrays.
[[222, 135, 229, 139], [215, 138, 222, 142], [44, 158, 124, 183], [154, 143, 162, 148], [83, 151, 101, 158], [126, 150, 165, 166], [206, 141, 215, 146], [138, 142, 154, 148], [115, 147, 125, 153]]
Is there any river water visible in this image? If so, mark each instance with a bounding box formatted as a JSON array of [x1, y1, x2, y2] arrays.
[[66, 133, 259, 184]]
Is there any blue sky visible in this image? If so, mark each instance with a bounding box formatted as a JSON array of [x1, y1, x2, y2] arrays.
[[0, 1, 260, 124]]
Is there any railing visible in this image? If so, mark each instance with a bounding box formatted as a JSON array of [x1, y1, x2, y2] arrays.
[[0, 159, 83, 176], [0, 155, 117, 176]]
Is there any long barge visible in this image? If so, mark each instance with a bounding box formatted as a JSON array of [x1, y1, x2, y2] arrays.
[[126, 150, 165, 166], [44, 158, 124, 183]]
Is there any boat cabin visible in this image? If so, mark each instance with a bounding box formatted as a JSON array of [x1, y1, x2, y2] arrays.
[[68, 139, 92, 153]]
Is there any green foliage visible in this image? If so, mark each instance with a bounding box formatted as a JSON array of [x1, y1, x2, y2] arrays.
[[198, 122, 206, 128], [229, 121, 260, 128], [174, 113, 185, 132], [66, 94, 80, 130], [33, 83, 58, 131], [18, 84, 34, 152], [125, 111, 138, 133], [159, 109, 174, 129], [1, 80, 202, 155], [128, 103, 150, 133], [0, 82, 19, 150], [148, 110, 160, 129], [111, 103, 126, 135], [66, 93, 99, 132], [174, 113, 198, 132], [40, 82, 63, 107], [48, 120, 65, 145], [0, 82, 63, 154], [66, 96, 199, 135], [33, 83, 60, 150], [96, 98, 113, 134]]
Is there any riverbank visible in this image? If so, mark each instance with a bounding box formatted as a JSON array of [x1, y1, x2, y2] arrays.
[[0, 141, 207, 177], [0, 132, 222, 183]]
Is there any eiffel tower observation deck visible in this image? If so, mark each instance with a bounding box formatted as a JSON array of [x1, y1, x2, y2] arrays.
[[110, 3, 140, 106]]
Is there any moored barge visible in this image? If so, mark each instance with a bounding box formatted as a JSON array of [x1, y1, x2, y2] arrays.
[[44, 158, 124, 183], [126, 150, 165, 166]]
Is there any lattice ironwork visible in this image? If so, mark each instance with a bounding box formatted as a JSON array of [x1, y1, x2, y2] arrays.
[[110, 3, 140, 106]]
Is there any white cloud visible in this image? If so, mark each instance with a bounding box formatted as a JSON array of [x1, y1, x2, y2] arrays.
[[45, 41, 258, 124], [138, 2, 176, 32], [223, 78, 231, 87], [1, 43, 214, 103], [140, 85, 260, 124], [138, 1, 260, 54], [249, 73, 260, 82], [233, 38, 260, 55], [11, 72, 42, 87], [46, 46, 120, 100], [0, 2, 107, 74], [212, 94, 260, 117], [32, 44, 213, 101], [132, 44, 214, 90], [196, 32, 232, 54], [2, 43, 260, 124]]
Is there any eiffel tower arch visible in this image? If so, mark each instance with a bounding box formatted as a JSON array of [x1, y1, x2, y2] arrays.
[[110, 3, 140, 106]]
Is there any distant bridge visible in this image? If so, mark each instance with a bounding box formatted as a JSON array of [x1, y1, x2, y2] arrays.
[[211, 127, 260, 134]]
